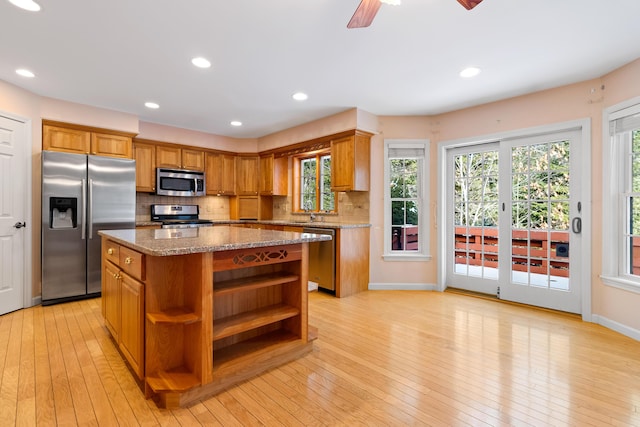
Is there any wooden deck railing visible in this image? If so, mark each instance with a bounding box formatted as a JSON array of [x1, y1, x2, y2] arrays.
[[454, 227, 570, 277]]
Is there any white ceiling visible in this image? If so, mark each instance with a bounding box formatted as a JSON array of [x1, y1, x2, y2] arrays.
[[2, 0, 640, 138]]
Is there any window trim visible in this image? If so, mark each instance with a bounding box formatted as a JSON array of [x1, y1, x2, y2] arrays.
[[383, 139, 431, 261], [602, 96, 640, 294], [292, 149, 336, 213]]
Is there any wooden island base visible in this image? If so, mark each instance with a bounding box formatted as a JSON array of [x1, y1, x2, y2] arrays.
[[100, 227, 323, 409], [156, 328, 316, 408]]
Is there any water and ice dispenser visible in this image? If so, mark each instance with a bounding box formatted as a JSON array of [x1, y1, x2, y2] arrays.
[[49, 197, 77, 229]]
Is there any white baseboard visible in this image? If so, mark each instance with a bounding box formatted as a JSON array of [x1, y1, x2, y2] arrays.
[[592, 314, 640, 341], [368, 282, 437, 291]]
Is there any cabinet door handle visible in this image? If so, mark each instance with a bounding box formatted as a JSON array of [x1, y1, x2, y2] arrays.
[[125, 257, 132, 265], [107, 248, 114, 255]]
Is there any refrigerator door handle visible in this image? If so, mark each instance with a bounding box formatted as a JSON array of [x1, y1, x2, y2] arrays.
[[88, 178, 94, 239], [81, 178, 87, 240]]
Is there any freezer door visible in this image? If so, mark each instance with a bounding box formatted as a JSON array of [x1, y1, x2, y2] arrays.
[[87, 155, 136, 294], [42, 151, 87, 302]]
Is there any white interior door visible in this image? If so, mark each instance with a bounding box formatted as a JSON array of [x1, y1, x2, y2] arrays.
[[498, 130, 582, 313], [0, 115, 28, 315]]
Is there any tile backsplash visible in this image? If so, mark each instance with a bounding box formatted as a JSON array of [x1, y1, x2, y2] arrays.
[[136, 191, 369, 223], [136, 193, 230, 222], [271, 191, 370, 223]]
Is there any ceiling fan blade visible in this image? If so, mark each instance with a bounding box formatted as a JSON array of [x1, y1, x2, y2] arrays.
[[347, 0, 382, 29], [457, 0, 483, 10]]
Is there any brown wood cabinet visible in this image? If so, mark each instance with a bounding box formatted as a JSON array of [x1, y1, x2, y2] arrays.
[[206, 152, 236, 196], [119, 272, 145, 379], [103, 260, 121, 340], [259, 154, 288, 196], [91, 133, 133, 158], [236, 155, 260, 195], [155, 145, 182, 169], [101, 240, 145, 379], [43, 121, 134, 159], [330, 133, 371, 192], [133, 141, 156, 192], [182, 148, 205, 171], [334, 227, 370, 298], [156, 145, 205, 171]]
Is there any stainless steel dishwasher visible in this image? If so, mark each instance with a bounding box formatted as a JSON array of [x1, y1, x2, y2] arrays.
[[303, 227, 336, 293]]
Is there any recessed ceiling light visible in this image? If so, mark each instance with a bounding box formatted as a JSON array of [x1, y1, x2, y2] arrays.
[[9, 0, 41, 12], [144, 102, 160, 109], [15, 68, 35, 78], [230, 121, 242, 127], [380, 0, 401, 5], [460, 67, 481, 78], [292, 92, 308, 101], [191, 57, 211, 69]]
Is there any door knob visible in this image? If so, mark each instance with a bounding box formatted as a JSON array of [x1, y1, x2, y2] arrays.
[[13, 222, 26, 229]]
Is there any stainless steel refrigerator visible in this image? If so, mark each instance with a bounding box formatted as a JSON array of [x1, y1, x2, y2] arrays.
[[42, 150, 136, 305]]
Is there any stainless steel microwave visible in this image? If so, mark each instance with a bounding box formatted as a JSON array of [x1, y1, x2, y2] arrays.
[[156, 168, 206, 197]]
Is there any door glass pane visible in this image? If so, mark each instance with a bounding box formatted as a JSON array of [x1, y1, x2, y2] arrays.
[[510, 141, 570, 290], [453, 150, 499, 280]]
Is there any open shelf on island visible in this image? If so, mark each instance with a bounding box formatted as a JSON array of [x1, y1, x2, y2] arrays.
[[146, 367, 201, 393], [146, 307, 200, 325], [213, 272, 299, 296], [213, 304, 300, 341]]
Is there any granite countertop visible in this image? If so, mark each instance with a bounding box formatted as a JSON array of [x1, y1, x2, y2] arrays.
[[99, 225, 331, 257], [135, 219, 371, 229]]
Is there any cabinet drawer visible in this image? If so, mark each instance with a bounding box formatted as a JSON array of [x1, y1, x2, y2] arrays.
[[119, 246, 145, 281], [104, 241, 120, 265]]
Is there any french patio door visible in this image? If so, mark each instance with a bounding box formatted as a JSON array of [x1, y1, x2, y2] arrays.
[[447, 143, 500, 296], [447, 129, 583, 314]]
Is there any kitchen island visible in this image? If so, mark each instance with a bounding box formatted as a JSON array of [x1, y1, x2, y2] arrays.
[[99, 226, 329, 408]]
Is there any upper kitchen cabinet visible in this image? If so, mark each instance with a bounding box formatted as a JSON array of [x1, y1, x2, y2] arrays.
[[259, 154, 288, 196], [236, 155, 260, 195], [331, 132, 372, 192], [156, 145, 205, 171], [133, 140, 156, 192], [43, 121, 134, 159], [182, 148, 205, 171], [155, 145, 181, 168], [205, 152, 236, 196]]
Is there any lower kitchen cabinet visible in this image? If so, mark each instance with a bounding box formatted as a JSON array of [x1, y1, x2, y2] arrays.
[[102, 240, 145, 379], [103, 261, 121, 340], [335, 227, 370, 298], [119, 273, 144, 378]]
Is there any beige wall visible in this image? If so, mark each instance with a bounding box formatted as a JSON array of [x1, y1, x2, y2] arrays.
[[137, 121, 256, 153], [41, 97, 139, 133], [258, 109, 359, 151]]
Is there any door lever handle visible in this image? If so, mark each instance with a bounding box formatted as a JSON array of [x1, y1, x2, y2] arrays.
[[572, 217, 582, 234], [14, 221, 26, 229]]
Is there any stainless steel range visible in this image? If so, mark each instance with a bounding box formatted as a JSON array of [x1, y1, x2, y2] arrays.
[[150, 204, 214, 229]]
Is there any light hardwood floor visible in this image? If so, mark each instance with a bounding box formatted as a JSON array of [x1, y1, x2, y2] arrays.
[[1, 290, 640, 426]]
